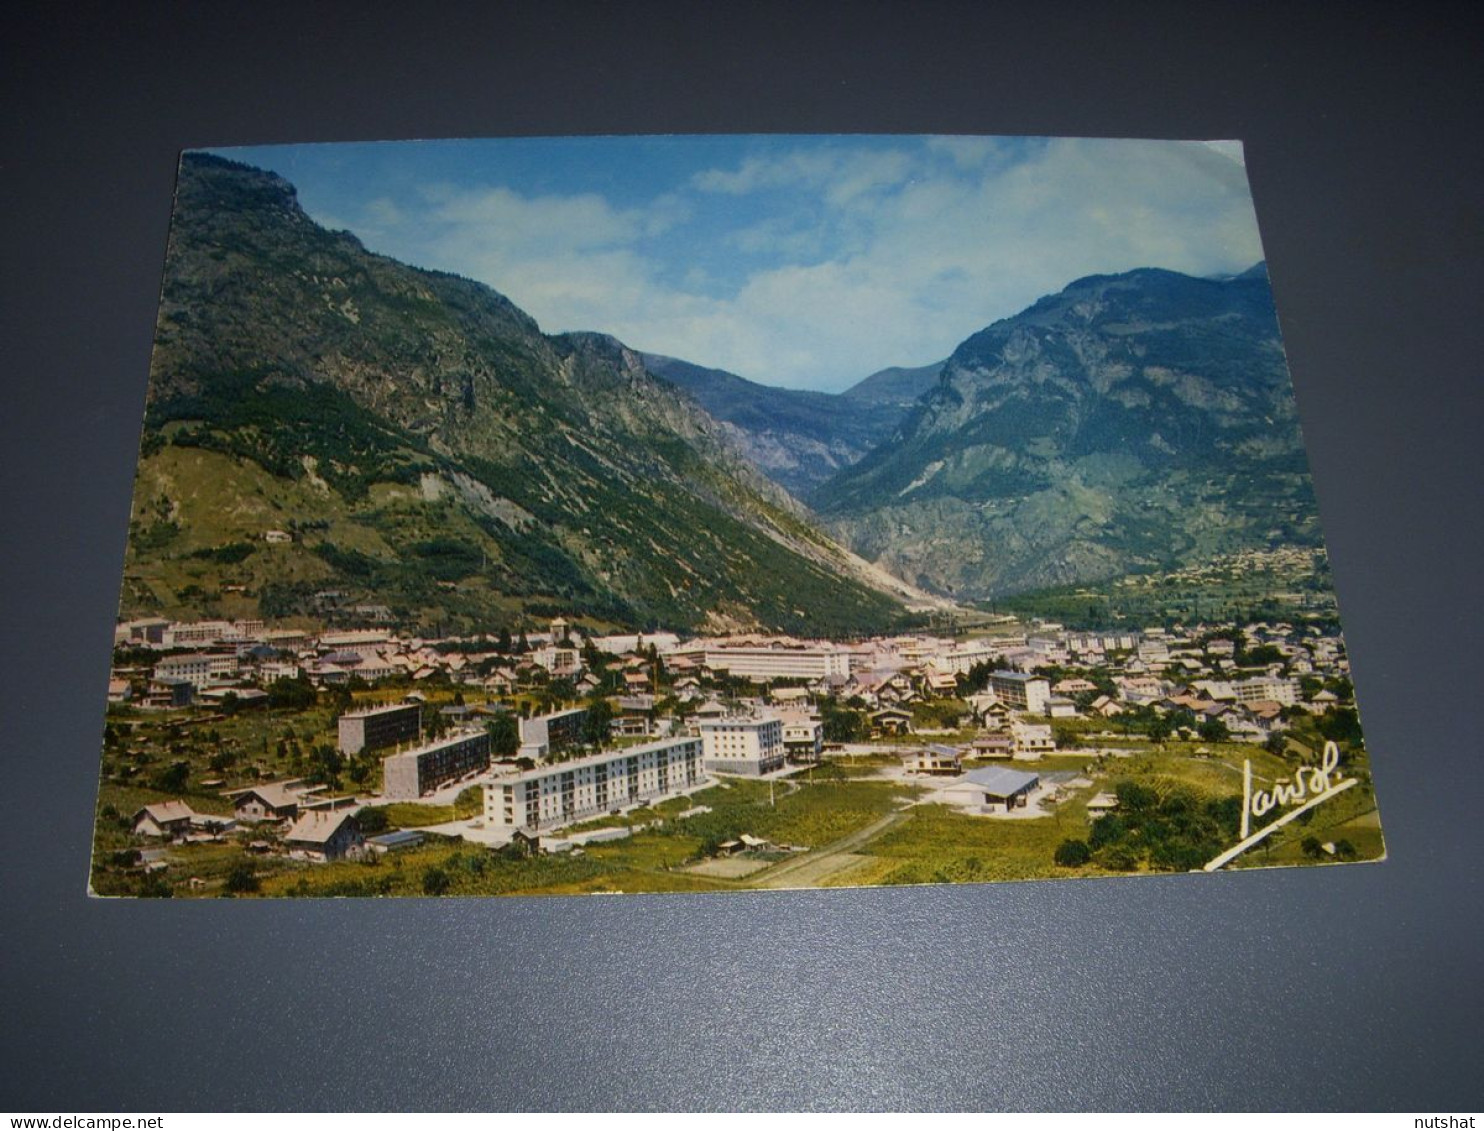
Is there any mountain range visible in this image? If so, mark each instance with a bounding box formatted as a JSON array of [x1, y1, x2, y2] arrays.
[[121, 153, 929, 636], [122, 152, 1321, 635], [812, 263, 1321, 598], [641, 354, 941, 497]]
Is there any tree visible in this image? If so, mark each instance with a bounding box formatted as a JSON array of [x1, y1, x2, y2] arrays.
[[1264, 731, 1290, 758], [1246, 644, 1284, 667], [421, 867, 451, 896], [820, 700, 867, 743], [1317, 707, 1363, 746], [357, 807, 391, 835], [1115, 781, 1159, 814], [150, 760, 189, 793], [582, 637, 603, 671], [307, 743, 344, 789], [224, 860, 260, 894], [348, 752, 376, 787], [487, 714, 520, 759], [1088, 813, 1127, 849], [1054, 839, 1092, 867], [1197, 717, 1230, 743], [581, 699, 615, 746]]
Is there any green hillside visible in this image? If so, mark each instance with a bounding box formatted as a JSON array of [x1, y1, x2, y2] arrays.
[[814, 265, 1324, 599], [121, 153, 913, 636]]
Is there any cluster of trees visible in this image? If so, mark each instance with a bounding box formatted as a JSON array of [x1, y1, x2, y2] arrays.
[[820, 696, 870, 743], [1055, 781, 1242, 873]]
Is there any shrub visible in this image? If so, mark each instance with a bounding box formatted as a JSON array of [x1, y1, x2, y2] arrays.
[[224, 860, 260, 894], [1054, 839, 1092, 867]]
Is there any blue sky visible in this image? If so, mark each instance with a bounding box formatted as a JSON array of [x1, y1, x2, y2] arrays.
[[207, 135, 1264, 393]]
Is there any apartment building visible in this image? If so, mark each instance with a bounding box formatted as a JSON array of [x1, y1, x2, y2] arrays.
[[698, 714, 786, 776], [989, 671, 1052, 715], [151, 652, 239, 691], [484, 736, 706, 833], [382, 729, 492, 800], [1232, 676, 1299, 706], [519, 707, 588, 757], [338, 701, 423, 755]]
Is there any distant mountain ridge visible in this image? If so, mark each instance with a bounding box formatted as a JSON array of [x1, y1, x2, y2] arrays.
[[642, 353, 942, 497], [813, 263, 1323, 599], [122, 153, 924, 635], [839, 362, 946, 409]]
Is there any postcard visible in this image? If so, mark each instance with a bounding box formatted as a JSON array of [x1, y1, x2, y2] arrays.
[[91, 136, 1384, 897]]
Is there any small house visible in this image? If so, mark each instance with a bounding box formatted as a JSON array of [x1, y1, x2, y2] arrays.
[[131, 801, 197, 839], [284, 810, 364, 862]]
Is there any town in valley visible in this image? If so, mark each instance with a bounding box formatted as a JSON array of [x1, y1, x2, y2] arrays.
[[93, 554, 1381, 898]]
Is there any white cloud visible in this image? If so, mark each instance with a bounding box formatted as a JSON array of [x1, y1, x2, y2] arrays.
[[691, 145, 915, 206], [332, 138, 1266, 391]]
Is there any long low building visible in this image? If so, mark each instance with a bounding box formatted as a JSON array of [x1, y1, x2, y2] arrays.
[[945, 766, 1041, 812], [382, 729, 492, 800], [703, 645, 851, 683], [484, 736, 706, 833]]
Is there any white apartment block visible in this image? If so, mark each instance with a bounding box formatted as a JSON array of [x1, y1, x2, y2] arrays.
[[989, 671, 1052, 715], [485, 736, 706, 832], [703, 645, 851, 683], [166, 619, 263, 647], [698, 714, 786, 775], [317, 630, 392, 660], [1067, 632, 1138, 653], [532, 644, 583, 677], [940, 641, 1001, 675], [1137, 640, 1171, 663], [151, 652, 239, 690], [1233, 676, 1299, 706]]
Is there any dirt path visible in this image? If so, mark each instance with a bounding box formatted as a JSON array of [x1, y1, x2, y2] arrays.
[[751, 809, 909, 889]]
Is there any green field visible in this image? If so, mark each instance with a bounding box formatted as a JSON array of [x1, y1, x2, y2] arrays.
[[93, 716, 1382, 897]]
